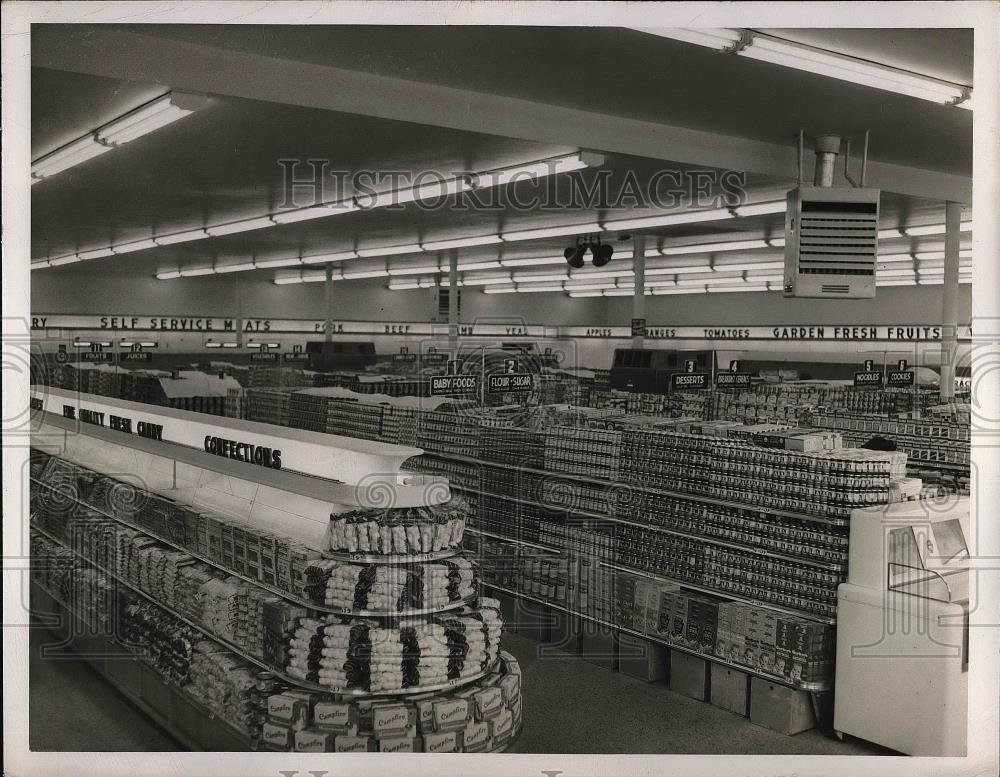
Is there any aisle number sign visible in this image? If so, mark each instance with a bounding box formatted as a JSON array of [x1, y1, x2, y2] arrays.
[[430, 375, 479, 396], [887, 358, 915, 387], [854, 371, 884, 388], [671, 373, 709, 390], [487, 374, 532, 393]]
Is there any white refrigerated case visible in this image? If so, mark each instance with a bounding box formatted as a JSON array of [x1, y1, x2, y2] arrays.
[[834, 498, 970, 756]]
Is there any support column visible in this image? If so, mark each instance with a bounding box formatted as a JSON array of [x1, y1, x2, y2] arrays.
[[234, 273, 244, 348], [632, 234, 646, 349], [325, 264, 334, 343], [448, 249, 459, 359], [940, 202, 961, 400]]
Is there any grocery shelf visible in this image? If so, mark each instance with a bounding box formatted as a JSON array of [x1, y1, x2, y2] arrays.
[[30, 523, 500, 697], [321, 548, 462, 564], [452, 484, 847, 572], [31, 581, 257, 751], [464, 526, 561, 554], [482, 582, 832, 692], [424, 451, 852, 526], [599, 561, 836, 625], [31, 476, 476, 619]]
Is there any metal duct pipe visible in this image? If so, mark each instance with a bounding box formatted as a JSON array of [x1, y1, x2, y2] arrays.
[[813, 134, 842, 187]]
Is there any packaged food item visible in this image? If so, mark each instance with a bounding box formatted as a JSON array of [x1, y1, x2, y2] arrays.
[[294, 728, 336, 752], [423, 730, 459, 753]]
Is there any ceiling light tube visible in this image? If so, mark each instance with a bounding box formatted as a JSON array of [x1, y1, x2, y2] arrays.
[[271, 200, 359, 224], [254, 256, 302, 269], [731, 201, 787, 218], [76, 247, 116, 261], [516, 285, 564, 293], [737, 33, 970, 107], [342, 269, 389, 280], [301, 250, 358, 265], [302, 271, 331, 283], [73, 341, 92, 348], [96, 93, 199, 145], [113, 238, 159, 254], [154, 229, 209, 245], [708, 284, 770, 293], [273, 273, 303, 285], [31, 135, 112, 179], [221, 342, 239, 348], [180, 266, 216, 277], [215, 262, 256, 274], [205, 341, 222, 348], [388, 281, 421, 290], [569, 269, 634, 280], [603, 208, 732, 232], [483, 286, 518, 295], [457, 260, 503, 271], [205, 216, 276, 237], [388, 263, 441, 276], [155, 269, 182, 280], [877, 267, 917, 278], [501, 223, 602, 242], [879, 253, 914, 263], [423, 235, 503, 251], [246, 342, 281, 349], [499, 255, 569, 267], [564, 283, 617, 292], [49, 255, 82, 266], [651, 286, 707, 295], [511, 273, 570, 283], [568, 291, 605, 298], [915, 250, 973, 261], [31, 259, 52, 269], [659, 238, 770, 255], [483, 152, 595, 188], [458, 274, 512, 286], [361, 177, 469, 209], [711, 260, 785, 272], [356, 244, 423, 259], [645, 265, 712, 276]]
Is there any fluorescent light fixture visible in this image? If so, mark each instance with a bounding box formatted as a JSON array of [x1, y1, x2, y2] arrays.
[[154, 229, 209, 245], [483, 286, 518, 295], [915, 250, 973, 261], [342, 269, 389, 280], [569, 269, 634, 280], [77, 247, 116, 261], [138, 342, 157, 348], [274, 273, 303, 285], [731, 201, 787, 218], [206, 216, 275, 237], [457, 260, 502, 271], [180, 266, 216, 277], [388, 263, 441, 276], [677, 277, 715, 287], [388, 281, 421, 290], [356, 244, 422, 258], [31, 259, 52, 269], [631, 28, 743, 50], [877, 277, 916, 286], [459, 274, 512, 286], [499, 255, 568, 267], [255, 256, 302, 269], [568, 291, 605, 298], [205, 341, 222, 349], [301, 271, 330, 283], [603, 208, 732, 232], [603, 289, 642, 297], [516, 285, 565, 293], [502, 223, 602, 242], [879, 253, 914, 263], [270, 200, 359, 224], [877, 267, 916, 278], [712, 260, 784, 272], [645, 265, 712, 276], [31, 135, 113, 180], [113, 238, 159, 254], [564, 283, 617, 292], [483, 152, 593, 188], [659, 238, 769, 255], [744, 274, 785, 283], [511, 273, 570, 283], [708, 284, 770, 293], [651, 286, 707, 295], [96, 93, 201, 146], [215, 262, 256, 274], [423, 235, 502, 251], [360, 177, 470, 209], [301, 250, 358, 265], [155, 269, 181, 280], [32, 93, 204, 181], [49, 255, 82, 267], [737, 33, 972, 107], [73, 341, 92, 348], [246, 341, 280, 349]]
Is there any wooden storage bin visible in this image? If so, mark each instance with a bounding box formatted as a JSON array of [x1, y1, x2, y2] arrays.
[[616, 632, 669, 682], [710, 664, 749, 716], [668, 650, 709, 701], [749, 676, 816, 734]]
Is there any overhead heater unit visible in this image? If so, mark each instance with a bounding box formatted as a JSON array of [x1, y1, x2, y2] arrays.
[[784, 132, 880, 298]]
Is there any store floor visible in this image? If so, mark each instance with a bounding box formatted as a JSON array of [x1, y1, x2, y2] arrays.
[[29, 624, 892, 755], [501, 632, 894, 755]]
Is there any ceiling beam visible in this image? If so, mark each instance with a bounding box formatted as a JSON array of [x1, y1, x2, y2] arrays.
[[33, 26, 971, 204]]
